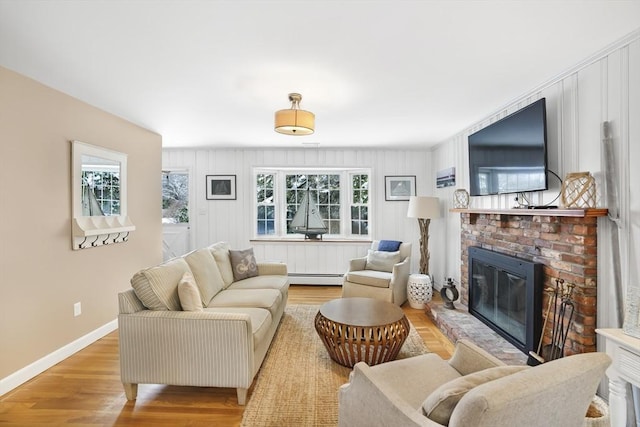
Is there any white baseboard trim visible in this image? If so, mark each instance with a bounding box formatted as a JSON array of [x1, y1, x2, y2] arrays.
[[0, 319, 118, 397], [288, 273, 342, 285]]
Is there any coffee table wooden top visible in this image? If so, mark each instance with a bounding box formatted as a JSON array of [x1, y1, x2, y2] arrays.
[[318, 297, 404, 327]]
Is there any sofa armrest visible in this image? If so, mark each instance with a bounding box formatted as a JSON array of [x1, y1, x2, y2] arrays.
[[338, 362, 441, 427], [447, 339, 505, 376], [348, 257, 367, 272], [119, 289, 146, 314], [118, 310, 256, 388], [257, 262, 288, 276]]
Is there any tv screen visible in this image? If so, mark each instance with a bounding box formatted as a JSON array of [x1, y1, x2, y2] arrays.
[[468, 98, 548, 196]]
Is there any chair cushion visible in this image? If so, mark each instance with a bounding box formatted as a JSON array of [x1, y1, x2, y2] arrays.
[[365, 250, 401, 273], [130, 257, 191, 311], [229, 248, 259, 281], [177, 272, 204, 311], [183, 248, 225, 305], [422, 365, 529, 425], [378, 240, 402, 252], [345, 270, 392, 288]]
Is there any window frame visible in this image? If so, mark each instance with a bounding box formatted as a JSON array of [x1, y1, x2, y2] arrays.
[[253, 167, 371, 240]]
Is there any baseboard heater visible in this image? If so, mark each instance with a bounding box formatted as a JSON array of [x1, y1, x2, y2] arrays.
[[288, 273, 343, 286]]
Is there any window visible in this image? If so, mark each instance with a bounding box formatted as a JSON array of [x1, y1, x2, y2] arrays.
[[256, 173, 275, 234], [255, 168, 370, 238], [350, 173, 369, 235], [162, 170, 189, 224]]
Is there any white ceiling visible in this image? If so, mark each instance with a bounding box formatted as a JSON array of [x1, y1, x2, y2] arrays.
[[1, 1, 639, 149]]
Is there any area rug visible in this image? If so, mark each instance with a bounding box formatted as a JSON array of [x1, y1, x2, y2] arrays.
[[240, 304, 430, 427]]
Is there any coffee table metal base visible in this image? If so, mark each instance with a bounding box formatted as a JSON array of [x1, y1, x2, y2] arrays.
[[314, 308, 410, 368]]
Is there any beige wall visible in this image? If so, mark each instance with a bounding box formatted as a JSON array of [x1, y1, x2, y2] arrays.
[[0, 67, 162, 381]]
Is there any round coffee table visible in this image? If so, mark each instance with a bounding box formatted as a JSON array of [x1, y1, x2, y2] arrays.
[[314, 297, 410, 367]]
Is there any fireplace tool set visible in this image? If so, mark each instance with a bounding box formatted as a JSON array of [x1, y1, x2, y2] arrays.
[[527, 278, 576, 366]]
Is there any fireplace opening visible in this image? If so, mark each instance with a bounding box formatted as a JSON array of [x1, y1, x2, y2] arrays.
[[468, 247, 543, 354]]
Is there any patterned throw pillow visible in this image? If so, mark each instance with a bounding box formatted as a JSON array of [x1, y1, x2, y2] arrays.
[[229, 248, 259, 281]]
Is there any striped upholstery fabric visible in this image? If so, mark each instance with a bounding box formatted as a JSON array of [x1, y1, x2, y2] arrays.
[[208, 289, 282, 318], [183, 248, 225, 305], [119, 310, 256, 388], [118, 289, 146, 314], [208, 242, 234, 288], [118, 242, 289, 404], [130, 257, 191, 311], [257, 262, 287, 276], [227, 273, 289, 299]]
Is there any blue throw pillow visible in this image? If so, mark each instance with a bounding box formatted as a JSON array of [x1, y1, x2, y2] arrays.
[[378, 240, 402, 252]]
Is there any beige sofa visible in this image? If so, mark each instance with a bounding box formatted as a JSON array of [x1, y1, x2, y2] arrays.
[[118, 242, 289, 405], [338, 339, 611, 427]]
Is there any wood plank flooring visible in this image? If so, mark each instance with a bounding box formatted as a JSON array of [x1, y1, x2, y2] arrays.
[[0, 286, 454, 426]]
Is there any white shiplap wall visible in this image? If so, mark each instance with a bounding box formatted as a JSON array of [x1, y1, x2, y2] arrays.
[[431, 31, 640, 334], [163, 148, 434, 283]]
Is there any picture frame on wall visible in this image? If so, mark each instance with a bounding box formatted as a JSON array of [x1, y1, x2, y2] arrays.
[[206, 175, 236, 200], [385, 175, 416, 201], [436, 166, 456, 188]]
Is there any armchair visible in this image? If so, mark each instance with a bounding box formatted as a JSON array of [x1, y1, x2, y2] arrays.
[[338, 339, 611, 427], [342, 240, 411, 306]]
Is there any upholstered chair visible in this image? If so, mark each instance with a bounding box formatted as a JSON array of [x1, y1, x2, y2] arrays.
[[342, 240, 411, 306], [338, 339, 611, 427]]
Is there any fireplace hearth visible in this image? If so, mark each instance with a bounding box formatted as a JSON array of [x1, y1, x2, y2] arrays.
[[468, 247, 542, 354]]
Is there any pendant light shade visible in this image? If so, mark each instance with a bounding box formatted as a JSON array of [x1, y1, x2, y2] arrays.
[[275, 93, 315, 135]]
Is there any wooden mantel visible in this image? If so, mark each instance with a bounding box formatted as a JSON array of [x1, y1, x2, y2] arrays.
[[450, 207, 608, 218]]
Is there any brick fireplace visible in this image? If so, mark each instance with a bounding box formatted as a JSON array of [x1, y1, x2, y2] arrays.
[[458, 210, 603, 355], [426, 208, 607, 359]]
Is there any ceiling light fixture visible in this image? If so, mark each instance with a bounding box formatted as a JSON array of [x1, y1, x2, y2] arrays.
[[274, 93, 315, 135]]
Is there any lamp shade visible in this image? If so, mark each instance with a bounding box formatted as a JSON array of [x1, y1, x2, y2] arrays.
[[274, 93, 315, 135], [274, 109, 315, 135], [407, 196, 441, 219]]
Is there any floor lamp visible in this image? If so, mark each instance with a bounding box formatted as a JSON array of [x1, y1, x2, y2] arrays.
[[407, 196, 441, 276]]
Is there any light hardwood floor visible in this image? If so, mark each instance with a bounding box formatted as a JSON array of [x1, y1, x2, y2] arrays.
[[0, 286, 454, 426]]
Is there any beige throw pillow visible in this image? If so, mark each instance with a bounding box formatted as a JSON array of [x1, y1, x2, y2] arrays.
[[422, 365, 529, 425], [178, 272, 203, 311], [229, 248, 259, 281], [365, 250, 401, 272]]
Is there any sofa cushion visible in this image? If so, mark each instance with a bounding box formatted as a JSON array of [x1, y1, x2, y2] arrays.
[[203, 307, 272, 348], [208, 288, 282, 318], [229, 248, 259, 281], [365, 250, 401, 272], [422, 365, 529, 425], [377, 240, 402, 252], [345, 270, 392, 288], [208, 242, 234, 288], [178, 272, 204, 311], [130, 257, 191, 311], [183, 248, 225, 305], [227, 274, 290, 298]]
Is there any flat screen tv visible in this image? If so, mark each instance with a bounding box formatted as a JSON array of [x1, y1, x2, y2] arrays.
[[468, 98, 548, 196]]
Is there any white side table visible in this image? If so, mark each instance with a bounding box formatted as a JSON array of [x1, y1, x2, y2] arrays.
[[407, 274, 432, 309], [596, 328, 640, 427]]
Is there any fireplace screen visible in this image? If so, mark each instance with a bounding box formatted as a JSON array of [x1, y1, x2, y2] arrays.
[[468, 247, 542, 354]]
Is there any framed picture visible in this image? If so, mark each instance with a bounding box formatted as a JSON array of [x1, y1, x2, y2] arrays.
[[385, 175, 416, 201], [206, 175, 236, 200], [436, 166, 456, 188]]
